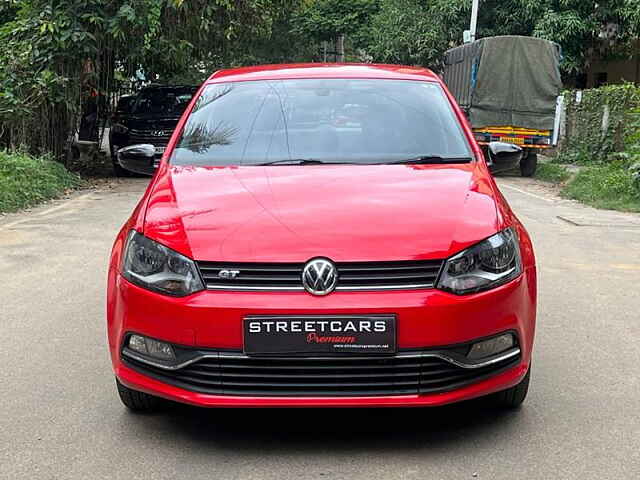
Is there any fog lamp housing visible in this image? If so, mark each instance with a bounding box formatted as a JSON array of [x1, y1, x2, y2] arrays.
[[467, 333, 516, 360], [127, 334, 175, 361]]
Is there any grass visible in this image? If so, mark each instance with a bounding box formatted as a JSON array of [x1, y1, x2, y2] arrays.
[[0, 150, 81, 213], [534, 162, 571, 183], [532, 157, 640, 212], [561, 162, 640, 212]]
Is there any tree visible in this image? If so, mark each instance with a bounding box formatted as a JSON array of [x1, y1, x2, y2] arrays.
[[0, 0, 305, 158], [362, 0, 640, 78], [293, 0, 380, 60], [365, 0, 467, 68]]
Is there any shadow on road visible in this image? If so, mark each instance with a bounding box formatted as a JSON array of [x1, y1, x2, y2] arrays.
[[124, 399, 523, 454]]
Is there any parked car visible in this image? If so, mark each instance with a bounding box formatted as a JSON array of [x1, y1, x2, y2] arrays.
[[111, 94, 136, 126], [109, 85, 198, 176], [108, 64, 536, 413], [442, 35, 563, 176]]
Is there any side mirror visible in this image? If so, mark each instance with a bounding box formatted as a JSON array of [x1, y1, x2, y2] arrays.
[[117, 144, 157, 175], [487, 142, 523, 174]]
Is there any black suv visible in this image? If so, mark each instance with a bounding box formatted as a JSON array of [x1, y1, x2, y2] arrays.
[[110, 85, 198, 176]]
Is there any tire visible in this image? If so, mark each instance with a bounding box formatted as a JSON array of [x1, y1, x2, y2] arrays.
[[490, 367, 530, 409], [520, 152, 538, 177], [116, 378, 162, 413], [112, 156, 131, 177]]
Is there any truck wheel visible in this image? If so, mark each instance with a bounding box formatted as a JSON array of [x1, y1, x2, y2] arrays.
[[520, 152, 538, 177], [116, 378, 162, 413], [489, 367, 530, 409]]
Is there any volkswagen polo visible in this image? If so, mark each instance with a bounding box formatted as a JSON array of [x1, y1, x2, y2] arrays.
[[107, 64, 536, 412]]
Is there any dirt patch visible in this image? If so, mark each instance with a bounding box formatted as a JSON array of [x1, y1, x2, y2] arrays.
[[495, 172, 564, 199]]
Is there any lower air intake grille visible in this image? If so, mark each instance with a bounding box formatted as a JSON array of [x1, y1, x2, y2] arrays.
[[196, 260, 444, 292], [123, 350, 520, 397]]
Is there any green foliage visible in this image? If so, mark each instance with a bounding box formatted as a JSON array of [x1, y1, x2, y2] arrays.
[[532, 2, 601, 75], [475, 0, 546, 38], [0, 0, 306, 161], [535, 163, 571, 183], [293, 0, 379, 42], [0, 150, 81, 213], [2, 0, 640, 166], [559, 84, 640, 164], [364, 0, 467, 68], [562, 160, 640, 212], [555, 83, 640, 211], [530, 0, 640, 77], [626, 106, 640, 150], [342, 0, 640, 77]]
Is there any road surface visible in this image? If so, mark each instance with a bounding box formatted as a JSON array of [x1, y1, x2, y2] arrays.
[[1, 176, 639, 479]]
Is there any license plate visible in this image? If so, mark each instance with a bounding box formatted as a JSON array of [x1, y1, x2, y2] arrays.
[[243, 315, 396, 355], [155, 146, 165, 154], [500, 136, 524, 145]]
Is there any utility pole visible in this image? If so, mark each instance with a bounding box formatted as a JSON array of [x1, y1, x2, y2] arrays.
[[470, 0, 479, 42], [337, 35, 345, 63]]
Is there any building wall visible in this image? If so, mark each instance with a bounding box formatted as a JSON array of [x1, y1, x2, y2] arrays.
[[587, 41, 640, 88]]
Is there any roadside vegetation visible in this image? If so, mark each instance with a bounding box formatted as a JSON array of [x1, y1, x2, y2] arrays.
[[548, 84, 640, 212], [562, 161, 640, 212], [0, 150, 81, 213], [534, 158, 640, 213], [534, 163, 572, 183]]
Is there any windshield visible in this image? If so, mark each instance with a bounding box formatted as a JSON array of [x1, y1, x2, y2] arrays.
[[170, 79, 472, 166], [116, 96, 135, 113], [132, 87, 196, 116]]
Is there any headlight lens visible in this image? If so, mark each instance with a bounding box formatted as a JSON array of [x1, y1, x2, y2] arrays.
[[122, 231, 204, 296], [437, 227, 522, 295]]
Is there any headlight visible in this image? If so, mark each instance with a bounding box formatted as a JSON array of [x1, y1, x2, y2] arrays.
[[122, 231, 204, 296], [437, 227, 522, 295]]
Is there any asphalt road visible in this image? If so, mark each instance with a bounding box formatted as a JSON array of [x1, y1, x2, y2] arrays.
[[1, 176, 639, 480]]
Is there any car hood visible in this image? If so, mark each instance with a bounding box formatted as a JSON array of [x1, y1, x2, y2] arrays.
[[143, 163, 501, 262]]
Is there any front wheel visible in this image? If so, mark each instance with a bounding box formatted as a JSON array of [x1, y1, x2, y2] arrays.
[[116, 378, 162, 413], [112, 153, 131, 177], [489, 367, 530, 409], [520, 152, 538, 177]]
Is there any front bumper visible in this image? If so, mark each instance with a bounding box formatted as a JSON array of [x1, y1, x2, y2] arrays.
[[108, 267, 536, 407], [117, 361, 529, 408]]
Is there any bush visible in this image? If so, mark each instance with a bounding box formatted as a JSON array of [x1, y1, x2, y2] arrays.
[[562, 160, 640, 212], [554, 85, 640, 211], [631, 162, 640, 190], [561, 84, 640, 164], [0, 150, 81, 213]]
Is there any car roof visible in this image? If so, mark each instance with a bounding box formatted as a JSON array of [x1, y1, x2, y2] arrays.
[[206, 63, 440, 84]]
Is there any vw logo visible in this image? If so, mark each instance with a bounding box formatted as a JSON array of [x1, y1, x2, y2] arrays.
[[302, 258, 338, 296]]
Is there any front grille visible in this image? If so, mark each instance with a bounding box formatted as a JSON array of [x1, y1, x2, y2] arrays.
[[129, 129, 172, 146], [196, 260, 444, 292], [123, 349, 520, 397]]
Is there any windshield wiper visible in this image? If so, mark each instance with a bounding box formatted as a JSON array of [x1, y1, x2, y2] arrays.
[[256, 159, 357, 166], [255, 156, 473, 166], [386, 155, 473, 165]]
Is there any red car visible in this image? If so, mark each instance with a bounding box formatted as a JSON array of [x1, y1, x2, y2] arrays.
[[107, 64, 536, 412]]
